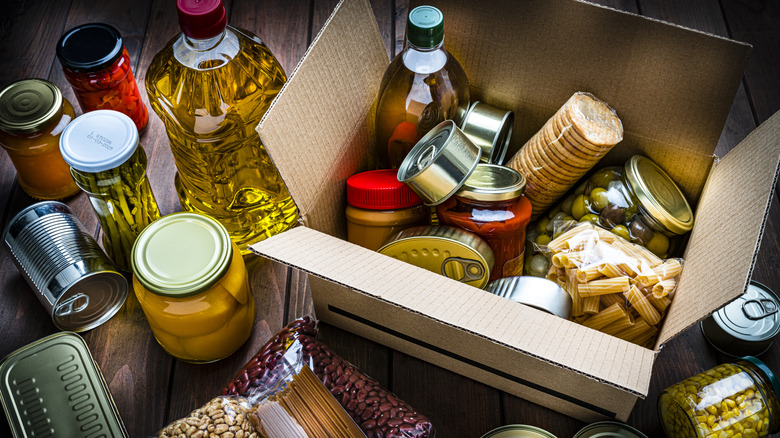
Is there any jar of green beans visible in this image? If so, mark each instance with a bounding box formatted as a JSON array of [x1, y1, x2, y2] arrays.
[[60, 110, 160, 271]]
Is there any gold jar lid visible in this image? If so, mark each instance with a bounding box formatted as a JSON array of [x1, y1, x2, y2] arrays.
[[624, 155, 693, 235], [455, 163, 526, 202], [0, 79, 63, 134]]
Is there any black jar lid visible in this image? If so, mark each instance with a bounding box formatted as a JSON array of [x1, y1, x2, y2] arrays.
[[56, 23, 123, 72]]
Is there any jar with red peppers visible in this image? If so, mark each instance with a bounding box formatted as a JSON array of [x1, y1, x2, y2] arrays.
[[436, 163, 532, 281], [56, 23, 148, 131]]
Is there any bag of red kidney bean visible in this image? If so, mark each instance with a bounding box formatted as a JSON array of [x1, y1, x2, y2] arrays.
[[223, 316, 436, 438]]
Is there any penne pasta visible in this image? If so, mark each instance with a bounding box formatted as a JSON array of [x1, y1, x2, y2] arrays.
[[627, 285, 661, 326], [647, 293, 672, 312], [653, 259, 683, 281], [578, 276, 631, 297], [583, 302, 625, 330], [598, 262, 625, 278], [652, 279, 678, 298], [583, 296, 601, 314], [576, 263, 604, 282]]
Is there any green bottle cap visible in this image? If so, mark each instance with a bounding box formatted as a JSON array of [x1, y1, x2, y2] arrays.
[[131, 212, 232, 297], [407, 5, 444, 48]]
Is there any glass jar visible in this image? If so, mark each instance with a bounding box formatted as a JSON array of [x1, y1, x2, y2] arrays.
[[525, 155, 694, 277], [375, 5, 470, 168], [0, 79, 80, 200], [56, 23, 148, 131], [436, 164, 531, 281], [346, 169, 429, 250], [658, 357, 780, 438], [131, 212, 255, 363], [59, 110, 160, 271]]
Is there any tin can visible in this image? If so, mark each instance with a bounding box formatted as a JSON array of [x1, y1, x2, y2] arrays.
[[460, 101, 514, 165], [397, 120, 482, 206], [700, 280, 780, 357], [3, 201, 128, 332], [378, 225, 494, 288], [573, 421, 648, 437], [486, 276, 572, 319], [0, 331, 128, 437], [482, 424, 558, 438]]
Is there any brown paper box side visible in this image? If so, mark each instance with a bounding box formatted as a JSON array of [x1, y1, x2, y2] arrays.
[[253, 0, 775, 421]]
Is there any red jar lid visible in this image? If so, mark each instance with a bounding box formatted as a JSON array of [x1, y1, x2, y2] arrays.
[[177, 0, 227, 39], [347, 170, 423, 210]]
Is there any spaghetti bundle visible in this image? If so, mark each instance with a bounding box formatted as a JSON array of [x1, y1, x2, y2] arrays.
[[255, 365, 366, 438]]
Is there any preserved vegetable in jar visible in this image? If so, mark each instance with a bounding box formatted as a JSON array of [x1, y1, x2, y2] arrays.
[[375, 5, 470, 169], [59, 110, 161, 271], [658, 357, 780, 438], [437, 164, 531, 281], [525, 155, 694, 277], [57, 23, 148, 131], [0, 79, 80, 200], [131, 212, 255, 363], [145, 0, 298, 253]]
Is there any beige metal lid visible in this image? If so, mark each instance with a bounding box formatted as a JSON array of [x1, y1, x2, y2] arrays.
[[0, 79, 63, 134], [624, 155, 693, 235], [573, 421, 648, 437], [482, 425, 558, 438], [456, 163, 526, 202], [378, 225, 494, 288]]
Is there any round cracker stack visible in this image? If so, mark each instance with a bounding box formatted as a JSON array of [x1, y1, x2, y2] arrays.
[[506, 92, 623, 219]]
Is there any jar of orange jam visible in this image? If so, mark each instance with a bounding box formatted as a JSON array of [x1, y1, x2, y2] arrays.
[[0, 79, 80, 200], [131, 212, 254, 363]]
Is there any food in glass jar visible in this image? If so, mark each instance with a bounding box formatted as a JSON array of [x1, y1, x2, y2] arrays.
[[658, 357, 780, 438]]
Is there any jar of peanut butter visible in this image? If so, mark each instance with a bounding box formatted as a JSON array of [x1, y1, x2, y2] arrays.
[[346, 169, 428, 251]]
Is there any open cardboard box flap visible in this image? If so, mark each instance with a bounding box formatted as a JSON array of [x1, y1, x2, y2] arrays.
[[253, 0, 780, 418]]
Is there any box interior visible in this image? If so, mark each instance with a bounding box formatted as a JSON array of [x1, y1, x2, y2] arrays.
[[255, 0, 779, 411]]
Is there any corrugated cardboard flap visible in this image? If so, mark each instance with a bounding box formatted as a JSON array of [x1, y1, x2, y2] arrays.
[[251, 227, 655, 395], [256, 0, 388, 237], [659, 111, 780, 346]]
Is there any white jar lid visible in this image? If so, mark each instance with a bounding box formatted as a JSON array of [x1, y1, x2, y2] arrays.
[[59, 109, 138, 172]]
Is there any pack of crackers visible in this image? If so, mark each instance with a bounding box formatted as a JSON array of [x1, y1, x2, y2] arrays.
[[507, 92, 624, 219]]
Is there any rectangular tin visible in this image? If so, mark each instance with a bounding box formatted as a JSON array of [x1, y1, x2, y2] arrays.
[[0, 332, 128, 437]]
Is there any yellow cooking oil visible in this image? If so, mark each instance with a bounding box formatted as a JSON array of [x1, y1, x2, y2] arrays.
[[145, 24, 298, 253]]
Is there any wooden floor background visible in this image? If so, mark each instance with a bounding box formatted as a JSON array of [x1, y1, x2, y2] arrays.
[[0, 0, 778, 436]]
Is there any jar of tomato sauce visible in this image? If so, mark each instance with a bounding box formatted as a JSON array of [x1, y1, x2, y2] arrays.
[[436, 163, 531, 281], [0, 79, 79, 200], [56, 23, 148, 131], [131, 212, 255, 363]]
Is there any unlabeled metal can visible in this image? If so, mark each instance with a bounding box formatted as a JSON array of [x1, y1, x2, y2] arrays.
[[482, 424, 558, 438], [573, 421, 648, 437], [0, 332, 128, 437], [378, 225, 494, 289], [700, 280, 780, 357], [486, 276, 572, 319], [397, 120, 481, 206], [460, 101, 514, 165], [4, 201, 128, 332]]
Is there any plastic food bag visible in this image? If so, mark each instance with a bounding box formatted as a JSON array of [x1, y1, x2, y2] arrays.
[[541, 221, 683, 347], [224, 317, 436, 438], [156, 395, 261, 438]]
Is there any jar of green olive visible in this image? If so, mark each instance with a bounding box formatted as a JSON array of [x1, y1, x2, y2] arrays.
[[524, 155, 693, 277], [658, 357, 780, 438]]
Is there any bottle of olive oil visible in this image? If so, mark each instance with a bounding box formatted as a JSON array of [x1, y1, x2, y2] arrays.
[[145, 0, 297, 253], [375, 5, 470, 169]]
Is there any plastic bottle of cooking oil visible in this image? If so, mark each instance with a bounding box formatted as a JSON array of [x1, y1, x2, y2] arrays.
[[145, 0, 297, 253], [375, 5, 470, 169]]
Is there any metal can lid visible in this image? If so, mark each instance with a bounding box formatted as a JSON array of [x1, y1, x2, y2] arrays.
[[573, 421, 648, 438], [0, 332, 128, 437], [456, 163, 526, 202], [56, 23, 123, 72], [131, 212, 232, 297], [709, 281, 780, 344], [485, 276, 571, 319], [623, 155, 693, 235], [398, 120, 482, 206], [0, 79, 63, 134], [407, 6, 444, 48], [378, 225, 494, 289], [59, 110, 139, 172], [482, 425, 558, 438], [460, 101, 514, 164]]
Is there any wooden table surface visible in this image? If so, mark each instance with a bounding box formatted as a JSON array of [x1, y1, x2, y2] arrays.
[[1, 0, 778, 437]]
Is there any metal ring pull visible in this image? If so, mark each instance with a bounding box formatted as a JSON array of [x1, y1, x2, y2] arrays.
[[742, 298, 778, 320], [54, 293, 90, 317], [442, 257, 485, 282]]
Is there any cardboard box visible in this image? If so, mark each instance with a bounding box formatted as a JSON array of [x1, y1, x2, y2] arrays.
[[250, 0, 780, 421]]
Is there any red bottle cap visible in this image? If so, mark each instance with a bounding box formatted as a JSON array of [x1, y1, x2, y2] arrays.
[[177, 0, 227, 39], [347, 170, 424, 210]]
